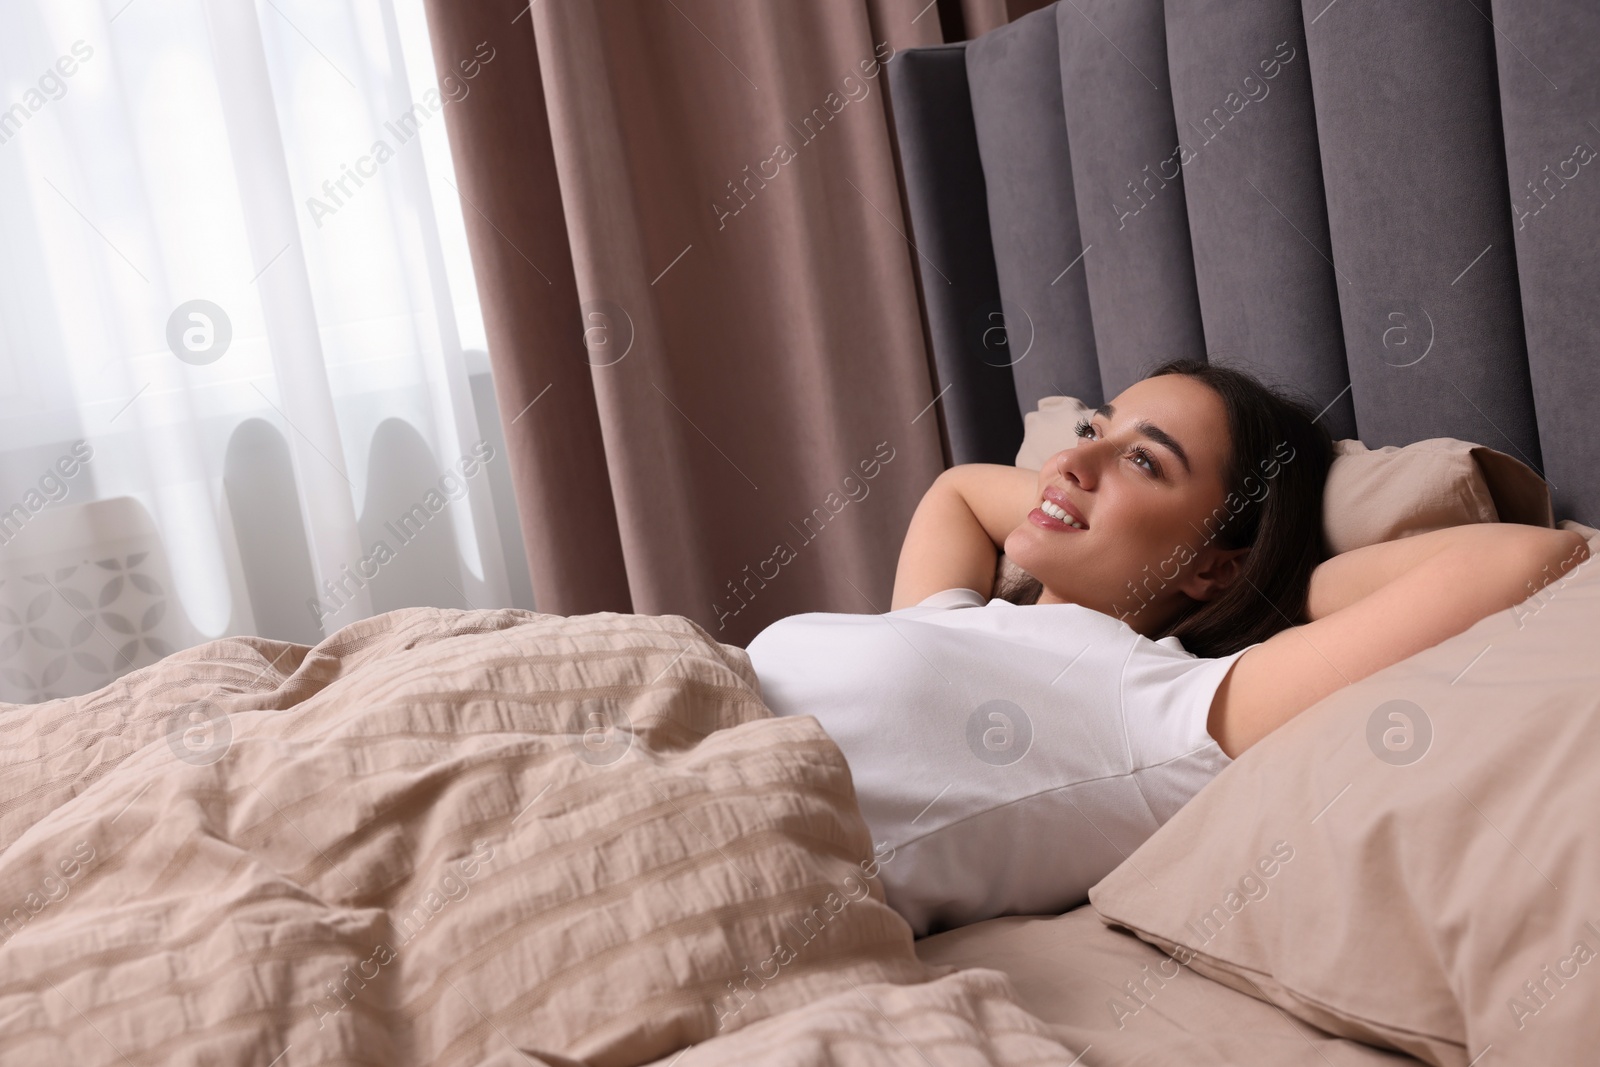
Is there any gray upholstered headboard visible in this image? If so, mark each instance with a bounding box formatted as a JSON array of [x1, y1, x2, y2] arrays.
[[887, 0, 1599, 526]]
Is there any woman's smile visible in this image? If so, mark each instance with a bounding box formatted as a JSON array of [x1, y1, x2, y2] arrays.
[[1028, 506, 1086, 531]]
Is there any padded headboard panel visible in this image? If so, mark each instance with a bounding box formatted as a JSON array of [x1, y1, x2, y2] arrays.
[[887, 0, 1600, 526], [888, 43, 1023, 466]]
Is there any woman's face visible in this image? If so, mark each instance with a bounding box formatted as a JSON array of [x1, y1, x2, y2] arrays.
[[1003, 373, 1248, 634]]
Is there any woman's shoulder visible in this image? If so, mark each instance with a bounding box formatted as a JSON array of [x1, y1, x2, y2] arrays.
[[898, 587, 988, 612]]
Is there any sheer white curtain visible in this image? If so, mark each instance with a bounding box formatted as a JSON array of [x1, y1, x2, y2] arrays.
[[0, 0, 517, 701]]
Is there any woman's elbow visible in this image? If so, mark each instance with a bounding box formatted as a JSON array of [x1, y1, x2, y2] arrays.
[[1504, 531, 1593, 620], [1535, 527, 1591, 587]]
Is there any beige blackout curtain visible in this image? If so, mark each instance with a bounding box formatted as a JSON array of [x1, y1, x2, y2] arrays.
[[421, 0, 1036, 645]]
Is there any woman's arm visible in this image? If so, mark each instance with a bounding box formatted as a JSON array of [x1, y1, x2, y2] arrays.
[[1208, 523, 1590, 758], [1301, 522, 1580, 621], [890, 464, 1040, 610]]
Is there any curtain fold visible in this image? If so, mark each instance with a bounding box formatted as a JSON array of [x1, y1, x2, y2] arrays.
[[419, 1, 633, 618], [425, 0, 959, 644], [202, 0, 374, 625]]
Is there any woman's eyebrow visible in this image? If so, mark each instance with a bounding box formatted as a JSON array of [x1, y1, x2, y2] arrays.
[[1096, 402, 1191, 474]]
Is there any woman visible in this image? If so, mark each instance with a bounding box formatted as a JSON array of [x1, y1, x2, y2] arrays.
[[746, 359, 1586, 936]]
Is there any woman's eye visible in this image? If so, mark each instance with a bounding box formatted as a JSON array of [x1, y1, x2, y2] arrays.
[[1076, 418, 1159, 477], [1126, 446, 1159, 476]]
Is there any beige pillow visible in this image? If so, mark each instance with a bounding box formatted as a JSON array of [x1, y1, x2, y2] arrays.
[[1087, 522, 1600, 1066], [1014, 394, 1098, 469], [1014, 395, 1554, 554], [1322, 438, 1553, 553]]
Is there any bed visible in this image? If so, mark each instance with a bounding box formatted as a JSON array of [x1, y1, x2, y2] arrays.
[[7, 548, 1598, 1066], [4, 3, 1599, 1065]]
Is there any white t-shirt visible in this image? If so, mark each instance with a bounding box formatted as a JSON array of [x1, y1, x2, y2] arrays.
[[744, 587, 1252, 937]]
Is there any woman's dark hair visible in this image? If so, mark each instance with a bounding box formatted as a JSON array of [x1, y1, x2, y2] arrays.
[[995, 358, 1335, 658]]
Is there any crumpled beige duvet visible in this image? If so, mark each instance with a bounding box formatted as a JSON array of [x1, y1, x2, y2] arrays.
[[0, 607, 1077, 1066]]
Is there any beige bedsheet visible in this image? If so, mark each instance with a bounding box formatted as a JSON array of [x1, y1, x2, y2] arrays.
[[0, 606, 1090, 1066], [916, 906, 1423, 1065]]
